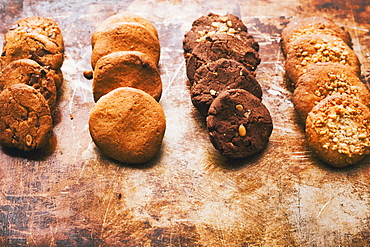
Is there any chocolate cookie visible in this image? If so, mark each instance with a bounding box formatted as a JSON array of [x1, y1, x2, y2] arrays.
[[186, 34, 260, 82], [191, 58, 262, 117], [284, 34, 360, 85], [293, 62, 370, 121], [183, 13, 258, 54], [1, 29, 64, 70], [306, 94, 370, 167], [0, 84, 52, 151], [0, 59, 58, 112], [92, 13, 158, 46], [207, 89, 273, 159], [89, 87, 166, 164], [281, 16, 352, 56], [92, 51, 162, 102], [7, 16, 64, 53], [91, 22, 160, 69]]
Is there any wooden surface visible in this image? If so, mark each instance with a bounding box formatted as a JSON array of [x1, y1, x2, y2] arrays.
[[1, 0, 370, 246]]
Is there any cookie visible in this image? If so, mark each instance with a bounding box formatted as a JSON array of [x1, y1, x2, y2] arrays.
[[0, 59, 58, 112], [207, 89, 273, 159], [281, 16, 352, 56], [284, 34, 360, 85], [1, 29, 64, 70], [0, 84, 52, 151], [191, 58, 262, 117], [7, 16, 64, 53], [293, 62, 370, 121], [89, 87, 166, 164], [183, 13, 258, 54], [91, 22, 160, 69], [186, 34, 260, 82], [92, 13, 158, 46], [306, 94, 370, 167], [92, 51, 162, 102]]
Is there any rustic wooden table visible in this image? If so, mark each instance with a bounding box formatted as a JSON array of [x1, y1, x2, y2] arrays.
[[0, 0, 370, 246]]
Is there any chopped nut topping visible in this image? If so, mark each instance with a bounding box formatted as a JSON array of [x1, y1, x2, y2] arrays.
[[244, 110, 251, 119], [235, 104, 244, 111], [210, 89, 218, 96], [25, 134, 33, 147], [238, 124, 247, 137]]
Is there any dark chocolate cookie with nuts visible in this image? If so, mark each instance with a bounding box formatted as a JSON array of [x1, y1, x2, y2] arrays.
[[1, 28, 64, 70], [183, 13, 259, 54], [0, 84, 52, 151], [207, 89, 273, 159], [281, 16, 352, 56], [191, 58, 262, 117], [284, 34, 360, 86], [293, 62, 370, 122], [186, 33, 260, 82], [7, 16, 64, 53], [0, 59, 58, 112], [306, 94, 370, 167]]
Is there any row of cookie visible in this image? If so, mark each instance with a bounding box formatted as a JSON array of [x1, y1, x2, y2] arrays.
[[0, 17, 64, 151], [281, 17, 370, 167], [183, 13, 273, 159], [87, 13, 166, 165]]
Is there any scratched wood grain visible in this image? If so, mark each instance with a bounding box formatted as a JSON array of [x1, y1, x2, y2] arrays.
[[0, 0, 370, 246]]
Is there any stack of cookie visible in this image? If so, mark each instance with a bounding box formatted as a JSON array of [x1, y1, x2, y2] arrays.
[[0, 17, 64, 151], [88, 13, 166, 164], [183, 13, 273, 159], [281, 16, 370, 167]]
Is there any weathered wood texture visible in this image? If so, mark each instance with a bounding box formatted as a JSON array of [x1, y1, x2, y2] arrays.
[[1, 0, 370, 246]]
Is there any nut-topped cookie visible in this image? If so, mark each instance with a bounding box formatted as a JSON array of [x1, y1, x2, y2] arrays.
[[91, 22, 160, 69], [207, 89, 273, 159], [7, 16, 64, 53], [183, 13, 259, 54], [0, 59, 58, 112], [285, 34, 360, 85], [191, 58, 262, 117], [293, 62, 370, 121], [306, 94, 370, 167], [92, 51, 162, 102], [92, 13, 158, 47], [281, 16, 352, 56], [185, 33, 260, 82], [0, 84, 52, 151]]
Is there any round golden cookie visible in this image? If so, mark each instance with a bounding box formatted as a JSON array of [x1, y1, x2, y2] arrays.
[[281, 16, 352, 56], [285, 34, 360, 85], [306, 94, 370, 167], [0, 84, 52, 151], [91, 22, 160, 69], [293, 62, 370, 122], [7, 16, 64, 53], [93, 51, 162, 102], [0, 59, 58, 112], [92, 13, 158, 46], [1, 29, 64, 70], [89, 87, 166, 164]]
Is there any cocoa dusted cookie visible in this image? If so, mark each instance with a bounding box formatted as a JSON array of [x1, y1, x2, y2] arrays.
[[89, 87, 166, 164], [0, 84, 52, 151], [285, 34, 360, 86], [1, 29, 64, 70], [207, 89, 273, 159], [91, 22, 160, 69], [0, 59, 58, 112], [293, 62, 370, 121], [7, 16, 64, 53], [281, 16, 352, 56], [306, 94, 370, 167], [186, 34, 260, 82], [191, 58, 262, 117], [92, 51, 162, 102], [92, 13, 158, 46], [183, 13, 259, 54]]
